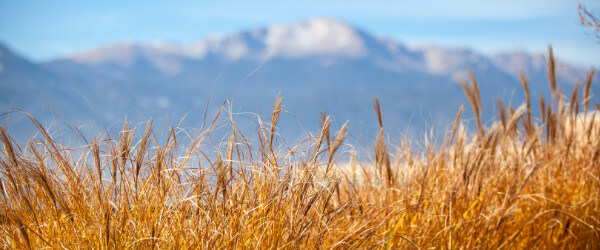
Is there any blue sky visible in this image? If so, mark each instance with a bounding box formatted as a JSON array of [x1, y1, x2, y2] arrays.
[[1, 0, 599, 67]]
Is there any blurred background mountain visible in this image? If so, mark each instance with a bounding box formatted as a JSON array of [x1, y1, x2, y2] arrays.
[[1, 1, 599, 145]]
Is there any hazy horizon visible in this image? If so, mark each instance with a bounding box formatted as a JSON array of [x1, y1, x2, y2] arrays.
[[1, 0, 599, 67]]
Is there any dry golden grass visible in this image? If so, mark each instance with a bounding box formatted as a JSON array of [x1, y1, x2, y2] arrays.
[[1, 46, 599, 248]]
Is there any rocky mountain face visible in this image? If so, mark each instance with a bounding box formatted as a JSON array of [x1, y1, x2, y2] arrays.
[[1, 18, 598, 143]]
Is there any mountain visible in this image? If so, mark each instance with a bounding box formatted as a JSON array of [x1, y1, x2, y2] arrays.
[[0, 44, 86, 129], [2, 18, 599, 143]]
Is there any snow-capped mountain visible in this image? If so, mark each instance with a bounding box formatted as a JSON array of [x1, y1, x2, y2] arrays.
[[2, 18, 598, 143]]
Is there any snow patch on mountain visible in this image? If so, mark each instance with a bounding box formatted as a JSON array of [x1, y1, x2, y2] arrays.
[[491, 52, 546, 76], [68, 43, 140, 66], [187, 34, 258, 60], [417, 46, 488, 75], [264, 18, 367, 58], [177, 18, 369, 61]]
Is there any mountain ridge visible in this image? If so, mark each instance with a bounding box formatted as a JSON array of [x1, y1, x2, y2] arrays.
[[35, 17, 593, 85]]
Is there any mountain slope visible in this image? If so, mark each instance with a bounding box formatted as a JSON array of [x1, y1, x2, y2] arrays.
[[0, 44, 79, 115]]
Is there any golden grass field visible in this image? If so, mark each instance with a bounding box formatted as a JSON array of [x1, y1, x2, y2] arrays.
[[1, 47, 599, 248]]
